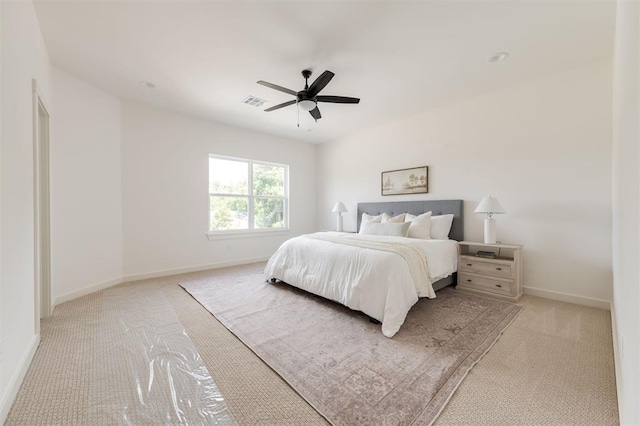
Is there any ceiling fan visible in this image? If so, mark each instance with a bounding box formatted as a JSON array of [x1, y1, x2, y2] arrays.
[[257, 70, 360, 122]]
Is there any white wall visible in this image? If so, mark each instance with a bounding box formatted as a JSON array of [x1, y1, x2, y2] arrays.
[[0, 0, 4, 399], [0, 0, 4, 400], [0, 0, 52, 421], [50, 67, 123, 305], [612, 1, 640, 424], [318, 60, 613, 307], [121, 102, 317, 279]]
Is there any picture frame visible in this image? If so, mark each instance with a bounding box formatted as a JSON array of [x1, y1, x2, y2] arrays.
[[381, 166, 429, 196]]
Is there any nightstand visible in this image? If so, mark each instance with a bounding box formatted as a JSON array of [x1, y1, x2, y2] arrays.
[[457, 241, 523, 302]]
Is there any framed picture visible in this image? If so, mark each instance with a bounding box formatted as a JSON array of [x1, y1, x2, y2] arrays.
[[381, 166, 429, 196]]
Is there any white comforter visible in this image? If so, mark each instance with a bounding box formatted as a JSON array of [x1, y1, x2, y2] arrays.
[[264, 232, 458, 338]]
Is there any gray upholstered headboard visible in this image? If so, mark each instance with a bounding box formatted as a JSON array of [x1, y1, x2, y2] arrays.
[[357, 200, 464, 241]]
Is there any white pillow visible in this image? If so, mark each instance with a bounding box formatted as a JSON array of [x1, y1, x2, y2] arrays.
[[361, 222, 410, 237], [404, 211, 432, 239], [381, 212, 406, 223], [430, 214, 454, 240], [359, 213, 382, 234]]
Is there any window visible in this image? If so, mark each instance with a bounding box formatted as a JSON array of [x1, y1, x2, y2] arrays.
[[208, 155, 289, 234]]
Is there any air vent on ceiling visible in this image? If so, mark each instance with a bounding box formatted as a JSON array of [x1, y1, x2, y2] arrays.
[[242, 96, 267, 107]]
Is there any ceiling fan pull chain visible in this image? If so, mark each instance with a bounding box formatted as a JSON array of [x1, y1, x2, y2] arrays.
[[297, 103, 300, 128]]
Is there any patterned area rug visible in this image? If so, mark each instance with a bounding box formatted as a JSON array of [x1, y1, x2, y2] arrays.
[[180, 270, 523, 425]]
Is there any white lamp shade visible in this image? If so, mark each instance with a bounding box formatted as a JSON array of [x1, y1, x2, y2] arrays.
[[331, 202, 348, 213], [298, 99, 317, 111], [474, 196, 506, 214]]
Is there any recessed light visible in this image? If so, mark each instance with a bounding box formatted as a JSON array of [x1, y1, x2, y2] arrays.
[[139, 81, 156, 89], [489, 52, 509, 63]]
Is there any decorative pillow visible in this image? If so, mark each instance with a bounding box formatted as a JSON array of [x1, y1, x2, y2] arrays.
[[359, 213, 382, 234], [381, 212, 407, 223], [404, 211, 432, 239], [430, 214, 454, 240], [360, 222, 410, 237]]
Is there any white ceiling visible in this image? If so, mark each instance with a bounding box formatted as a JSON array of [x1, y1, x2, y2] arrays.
[[33, 0, 616, 144]]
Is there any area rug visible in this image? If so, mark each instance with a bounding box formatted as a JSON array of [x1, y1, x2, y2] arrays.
[[180, 269, 523, 425]]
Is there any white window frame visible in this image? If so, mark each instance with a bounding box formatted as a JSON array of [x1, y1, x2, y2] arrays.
[[207, 154, 289, 239]]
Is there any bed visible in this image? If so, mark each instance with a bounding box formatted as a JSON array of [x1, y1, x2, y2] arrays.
[[265, 200, 463, 337]]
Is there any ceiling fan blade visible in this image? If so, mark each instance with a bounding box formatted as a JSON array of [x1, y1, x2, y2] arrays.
[[309, 106, 322, 121], [264, 99, 296, 112], [307, 70, 335, 97], [317, 95, 360, 104], [257, 80, 297, 96]]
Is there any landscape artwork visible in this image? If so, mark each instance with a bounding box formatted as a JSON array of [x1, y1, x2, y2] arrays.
[[381, 166, 429, 195]]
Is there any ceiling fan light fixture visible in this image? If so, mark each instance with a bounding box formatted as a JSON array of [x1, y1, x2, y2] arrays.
[[258, 70, 359, 121], [298, 99, 316, 111]]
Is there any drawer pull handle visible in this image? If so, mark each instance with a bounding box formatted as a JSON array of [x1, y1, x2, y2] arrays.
[[496, 267, 502, 271], [467, 263, 472, 266], [495, 284, 502, 288], [466, 279, 472, 282]]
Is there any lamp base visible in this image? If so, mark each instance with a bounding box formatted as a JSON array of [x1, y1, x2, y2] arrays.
[[484, 218, 496, 244], [336, 214, 343, 232]]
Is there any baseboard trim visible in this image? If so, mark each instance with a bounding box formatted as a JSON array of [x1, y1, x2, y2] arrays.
[[122, 256, 271, 283], [51, 258, 271, 307], [53, 276, 123, 308], [0, 333, 40, 423], [522, 286, 610, 310]]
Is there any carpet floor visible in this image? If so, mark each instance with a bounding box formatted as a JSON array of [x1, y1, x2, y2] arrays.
[[6, 263, 619, 425]]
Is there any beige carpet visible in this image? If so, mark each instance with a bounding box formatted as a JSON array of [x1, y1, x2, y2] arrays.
[[181, 271, 523, 425], [6, 263, 619, 425], [436, 294, 620, 425]]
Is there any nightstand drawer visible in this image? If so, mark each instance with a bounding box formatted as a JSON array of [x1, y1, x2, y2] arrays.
[[458, 273, 513, 296], [458, 258, 513, 279]]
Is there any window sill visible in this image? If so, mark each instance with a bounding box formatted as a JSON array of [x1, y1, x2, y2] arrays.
[[206, 229, 291, 241]]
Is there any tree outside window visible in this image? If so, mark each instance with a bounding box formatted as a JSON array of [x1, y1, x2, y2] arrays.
[[209, 155, 288, 233]]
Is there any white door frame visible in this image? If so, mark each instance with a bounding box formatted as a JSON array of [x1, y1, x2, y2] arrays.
[[32, 79, 51, 333]]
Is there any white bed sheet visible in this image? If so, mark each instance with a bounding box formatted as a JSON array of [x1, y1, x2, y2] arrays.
[[264, 232, 458, 338]]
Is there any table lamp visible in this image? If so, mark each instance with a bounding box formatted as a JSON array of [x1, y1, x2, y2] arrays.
[[332, 202, 348, 232], [474, 196, 505, 244]]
